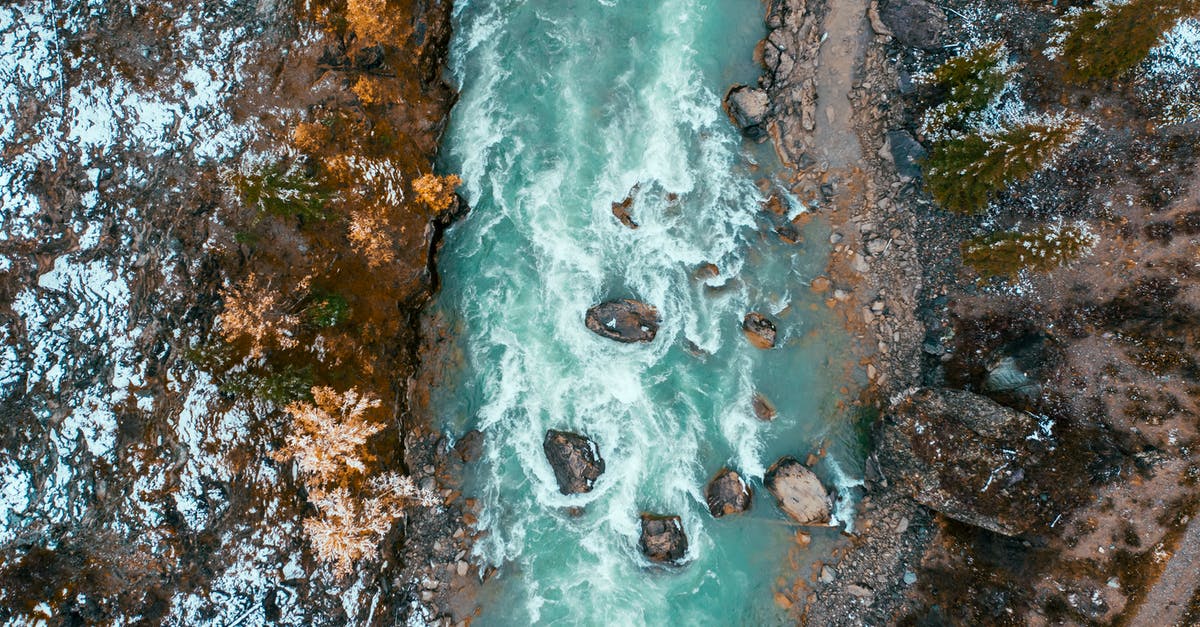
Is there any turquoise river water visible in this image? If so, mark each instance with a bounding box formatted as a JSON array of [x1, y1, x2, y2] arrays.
[[430, 0, 865, 623]]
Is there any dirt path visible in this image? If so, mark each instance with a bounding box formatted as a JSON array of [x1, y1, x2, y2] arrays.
[[812, 0, 868, 169], [1130, 513, 1200, 627]]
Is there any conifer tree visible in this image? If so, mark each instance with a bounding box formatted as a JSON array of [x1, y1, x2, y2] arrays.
[[961, 223, 1096, 279], [1050, 0, 1200, 84], [925, 117, 1082, 213], [923, 42, 1015, 134]]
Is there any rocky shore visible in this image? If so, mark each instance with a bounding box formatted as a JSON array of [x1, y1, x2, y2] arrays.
[[733, 0, 1200, 623]]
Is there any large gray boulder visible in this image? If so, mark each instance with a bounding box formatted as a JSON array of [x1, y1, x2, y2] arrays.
[[887, 130, 927, 179], [543, 430, 605, 494], [876, 388, 1043, 535], [765, 457, 832, 525], [723, 84, 771, 141], [879, 0, 947, 50], [638, 514, 688, 564], [585, 299, 660, 343]]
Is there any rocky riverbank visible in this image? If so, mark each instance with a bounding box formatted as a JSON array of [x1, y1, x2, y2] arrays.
[[735, 0, 1200, 623]]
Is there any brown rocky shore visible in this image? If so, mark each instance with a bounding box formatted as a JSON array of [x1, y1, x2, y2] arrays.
[[728, 0, 1200, 623]]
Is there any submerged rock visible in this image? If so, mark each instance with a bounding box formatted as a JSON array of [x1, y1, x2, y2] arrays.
[[878, 0, 947, 49], [765, 457, 832, 525], [585, 299, 660, 343], [876, 388, 1043, 535], [742, 312, 777, 349], [692, 262, 720, 282], [543, 430, 605, 494], [706, 468, 753, 517], [723, 84, 770, 141], [454, 429, 484, 463], [752, 392, 777, 421], [638, 513, 688, 564]]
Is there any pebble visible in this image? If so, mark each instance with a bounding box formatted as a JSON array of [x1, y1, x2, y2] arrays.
[[456, 560, 469, 577], [903, 571, 917, 585], [820, 566, 836, 583], [830, 232, 844, 244], [846, 584, 873, 598]]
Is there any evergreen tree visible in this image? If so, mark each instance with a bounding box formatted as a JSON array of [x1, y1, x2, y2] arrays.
[[961, 223, 1096, 279], [231, 162, 329, 221], [924, 117, 1081, 213], [1051, 0, 1200, 84], [923, 42, 1015, 134]]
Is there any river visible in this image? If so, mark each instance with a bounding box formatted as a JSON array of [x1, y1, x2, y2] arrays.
[[429, 0, 863, 623]]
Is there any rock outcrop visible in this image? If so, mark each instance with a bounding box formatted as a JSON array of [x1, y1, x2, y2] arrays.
[[585, 299, 660, 343], [742, 312, 778, 349], [876, 388, 1050, 536], [878, 0, 946, 49], [886, 129, 926, 180], [706, 468, 753, 517], [543, 430, 605, 495], [638, 514, 688, 564], [723, 84, 771, 141], [765, 457, 832, 525]]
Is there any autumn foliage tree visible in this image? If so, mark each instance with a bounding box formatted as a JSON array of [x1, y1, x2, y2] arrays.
[[217, 272, 304, 358], [345, 0, 411, 48], [274, 386, 440, 576], [413, 172, 462, 213]]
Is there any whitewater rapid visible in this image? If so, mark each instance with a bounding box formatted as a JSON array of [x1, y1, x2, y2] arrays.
[[432, 0, 859, 623]]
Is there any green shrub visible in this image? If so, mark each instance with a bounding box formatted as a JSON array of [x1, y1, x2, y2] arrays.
[[1051, 0, 1200, 84], [305, 292, 350, 328], [961, 223, 1096, 279], [232, 162, 330, 221], [923, 42, 1015, 134], [924, 117, 1081, 213]]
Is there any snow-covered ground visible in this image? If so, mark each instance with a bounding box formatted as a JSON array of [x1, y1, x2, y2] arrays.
[[0, 1, 318, 622]]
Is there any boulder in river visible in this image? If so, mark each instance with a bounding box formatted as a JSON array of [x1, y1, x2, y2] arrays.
[[706, 468, 753, 517], [585, 299, 659, 343], [612, 185, 639, 229], [543, 430, 605, 495], [752, 392, 777, 421], [454, 429, 484, 463], [722, 84, 770, 141], [878, 0, 947, 50], [638, 513, 688, 564], [742, 312, 777, 349], [765, 457, 832, 525]]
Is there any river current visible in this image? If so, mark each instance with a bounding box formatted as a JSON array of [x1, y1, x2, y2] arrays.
[[430, 0, 862, 623]]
